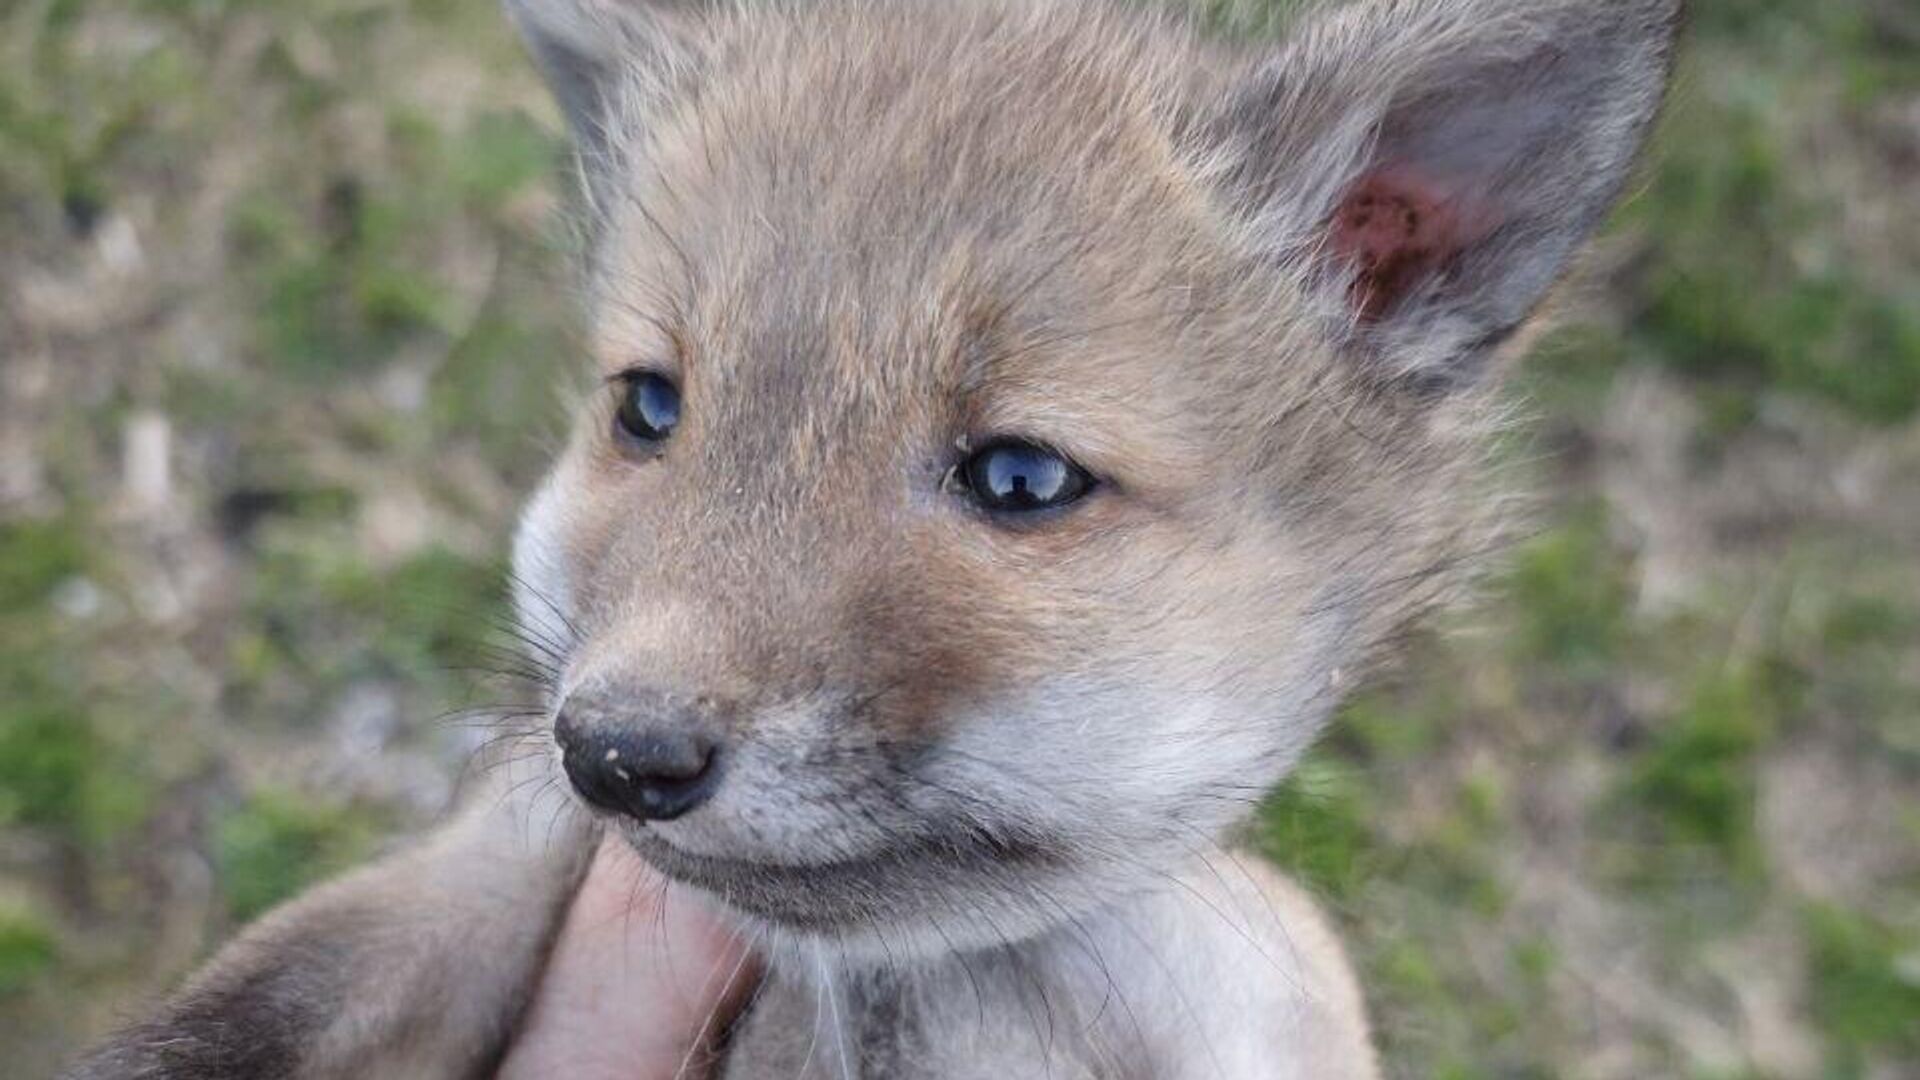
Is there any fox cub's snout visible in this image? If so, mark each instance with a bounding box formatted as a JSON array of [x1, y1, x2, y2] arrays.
[[505, 0, 1679, 956]]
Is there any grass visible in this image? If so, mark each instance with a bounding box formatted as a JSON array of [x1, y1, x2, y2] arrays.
[[2, 0, 1917, 1076], [1625, 7, 1920, 430], [0, 516, 150, 852], [214, 789, 389, 922], [1804, 904, 1920, 1073], [0, 902, 60, 998]]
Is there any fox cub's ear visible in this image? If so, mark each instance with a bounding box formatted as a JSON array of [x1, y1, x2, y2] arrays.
[[504, 1, 710, 195], [1213, 0, 1681, 390]]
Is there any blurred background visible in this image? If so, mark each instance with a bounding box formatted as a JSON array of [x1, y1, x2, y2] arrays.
[[1, 0, 1916, 1076]]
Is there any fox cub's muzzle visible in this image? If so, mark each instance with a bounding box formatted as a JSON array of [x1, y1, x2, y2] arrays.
[[554, 689, 728, 822]]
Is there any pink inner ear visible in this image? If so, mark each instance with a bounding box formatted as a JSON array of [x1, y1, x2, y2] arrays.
[[1329, 167, 1481, 322]]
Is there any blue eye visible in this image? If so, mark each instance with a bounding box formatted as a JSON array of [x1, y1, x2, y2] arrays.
[[960, 440, 1094, 515], [614, 372, 681, 446]]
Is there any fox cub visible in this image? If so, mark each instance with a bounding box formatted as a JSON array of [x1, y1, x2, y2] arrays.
[[69, 0, 1678, 1077]]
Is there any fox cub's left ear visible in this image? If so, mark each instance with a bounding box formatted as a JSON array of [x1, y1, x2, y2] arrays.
[[504, 0, 713, 201], [1212, 0, 1682, 389]]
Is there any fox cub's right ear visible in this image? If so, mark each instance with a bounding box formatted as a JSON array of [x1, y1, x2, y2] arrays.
[[504, 0, 710, 197], [1210, 0, 1682, 392]]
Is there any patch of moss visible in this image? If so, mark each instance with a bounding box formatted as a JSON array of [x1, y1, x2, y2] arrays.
[[1412, 769, 1510, 917], [451, 111, 557, 210], [0, 517, 89, 612], [253, 237, 452, 381], [1803, 904, 1920, 1073], [0, 659, 153, 848], [235, 535, 510, 729], [1256, 755, 1375, 904], [1627, 35, 1920, 428], [1337, 688, 1448, 764], [0, 517, 148, 848], [214, 788, 388, 923], [1512, 323, 1628, 426], [0, 904, 58, 996], [1616, 667, 1773, 881], [429, 303, 567, 479], [1503, 511, 1631, 681]]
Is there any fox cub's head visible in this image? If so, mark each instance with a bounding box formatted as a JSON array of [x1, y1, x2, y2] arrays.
[[506, 0, 1677, 955]]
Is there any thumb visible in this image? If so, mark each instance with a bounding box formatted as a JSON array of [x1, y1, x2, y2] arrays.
[[497, 834, 761, 1080]]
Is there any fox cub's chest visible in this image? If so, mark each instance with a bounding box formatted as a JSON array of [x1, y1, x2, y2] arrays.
[[721, 962, 1144, 1080]]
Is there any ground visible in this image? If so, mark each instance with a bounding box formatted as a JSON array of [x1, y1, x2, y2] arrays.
[[1, 1, 1917, 1077]]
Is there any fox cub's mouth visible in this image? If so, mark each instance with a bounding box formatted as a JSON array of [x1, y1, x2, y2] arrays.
[[548, 689, 1085, 938], [618, 816, 1063, 935], [620, 829, 894, 920]]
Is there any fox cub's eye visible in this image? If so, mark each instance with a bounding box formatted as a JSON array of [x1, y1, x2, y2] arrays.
[[613, 372, 681, 447], [959, 440, 1094, 515]]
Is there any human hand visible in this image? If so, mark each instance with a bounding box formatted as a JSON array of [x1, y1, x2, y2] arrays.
[[497, 835, 761, 1080]]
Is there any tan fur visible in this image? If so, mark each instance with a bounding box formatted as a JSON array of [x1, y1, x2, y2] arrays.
[[69, 2, 1678, 1077], [65, 747, 595, 1079]]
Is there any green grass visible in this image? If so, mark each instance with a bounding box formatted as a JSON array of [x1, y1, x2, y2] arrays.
[[1624, 8, 1920, 429], [0, 517, 151, 851], [1504, 510, 1634, 683], [215, 789, 390, 923], [0, 903, 59, 997], [238, 538, 507, 701], [1613, 667, 1775, 883], [1804, 903, 1920, 1075]]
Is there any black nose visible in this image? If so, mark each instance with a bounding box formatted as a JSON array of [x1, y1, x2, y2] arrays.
[[554, 714, 721, 822]]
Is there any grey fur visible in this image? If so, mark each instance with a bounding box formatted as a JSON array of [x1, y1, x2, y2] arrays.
[[63, 751, 595, 1080], [1212, 0, 1680, 384]]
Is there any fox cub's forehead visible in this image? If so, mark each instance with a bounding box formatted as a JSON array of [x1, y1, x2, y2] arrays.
[[585, 4, 1219, 385]]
